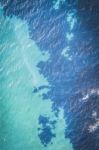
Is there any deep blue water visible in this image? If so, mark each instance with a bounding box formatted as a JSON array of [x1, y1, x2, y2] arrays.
[[1, 0, 99, 149]]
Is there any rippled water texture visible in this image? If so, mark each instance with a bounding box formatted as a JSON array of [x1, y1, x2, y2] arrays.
[[0, 0, 99, 150], [0, 7, 73, 150]]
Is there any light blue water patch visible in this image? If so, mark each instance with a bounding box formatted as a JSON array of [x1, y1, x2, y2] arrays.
[[66, 32, 74, 41], [53, 0, 65, 10], [0, 7, 52, 150], [67, 11, 77, 30], [0, 7, 73, 150], [61, 46, 72, 60]]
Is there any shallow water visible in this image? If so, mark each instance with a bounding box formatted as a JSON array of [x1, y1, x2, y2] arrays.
[[0, 8, 73, 150], [1, 0, 99, 149]]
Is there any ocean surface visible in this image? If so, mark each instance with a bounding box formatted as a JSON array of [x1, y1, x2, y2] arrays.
[[0, 0, 99, 150]]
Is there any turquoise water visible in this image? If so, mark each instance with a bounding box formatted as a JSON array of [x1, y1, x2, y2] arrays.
[[0, 8, 73, 150]]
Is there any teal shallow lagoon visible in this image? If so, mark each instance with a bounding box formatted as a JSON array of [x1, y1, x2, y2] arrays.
[[0, 8, 73, 150]]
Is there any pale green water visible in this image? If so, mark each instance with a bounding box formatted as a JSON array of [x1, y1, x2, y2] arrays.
[[0, 8, 73, 150]]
